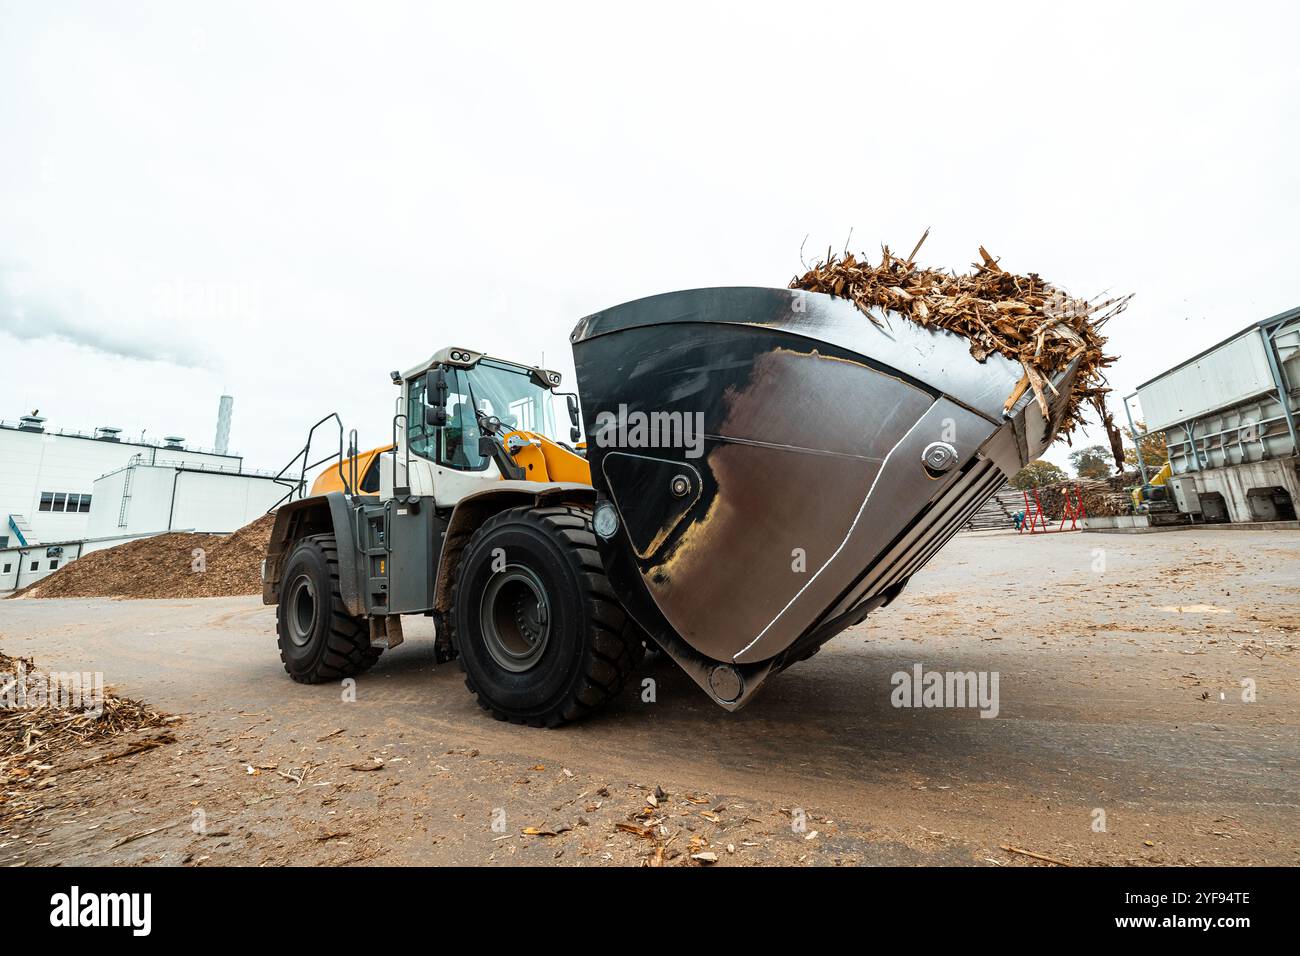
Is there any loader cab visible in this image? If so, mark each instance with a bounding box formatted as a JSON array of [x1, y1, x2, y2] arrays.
[[385, 348, 569, 507]]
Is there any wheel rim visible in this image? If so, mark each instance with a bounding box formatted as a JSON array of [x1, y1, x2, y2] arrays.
[[287, 574, 317, 647], [479, 565, 551, 673]]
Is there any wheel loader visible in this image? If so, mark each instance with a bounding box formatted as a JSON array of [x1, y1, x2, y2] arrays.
[[262, 286, 1080, 725]]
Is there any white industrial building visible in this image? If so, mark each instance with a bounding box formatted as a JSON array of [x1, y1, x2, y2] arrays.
[[85, 460, 285, 539], [1, 399, 292, 591], [1, 414, 242, 547], [1126, 307, 1300, 525]]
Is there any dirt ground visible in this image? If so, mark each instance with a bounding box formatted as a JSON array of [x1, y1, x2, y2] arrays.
[[1, 528, 1297, 867]]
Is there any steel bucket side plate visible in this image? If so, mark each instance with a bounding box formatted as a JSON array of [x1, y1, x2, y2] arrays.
[[572, 287, 1072, 708]]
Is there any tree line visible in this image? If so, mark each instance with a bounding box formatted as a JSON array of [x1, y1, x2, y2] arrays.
[[1010, 424, 1169, 489]]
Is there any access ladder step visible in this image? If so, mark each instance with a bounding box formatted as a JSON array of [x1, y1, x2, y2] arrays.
[[368, 614, 405, 649]]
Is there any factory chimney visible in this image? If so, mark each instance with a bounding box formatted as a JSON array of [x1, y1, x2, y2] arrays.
[[214, 395, 234, 454]]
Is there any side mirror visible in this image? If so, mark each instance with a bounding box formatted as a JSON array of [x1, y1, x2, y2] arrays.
[[570, 426, 581, 442], [562, 393, 580, 427], [422, 367, 450, 427], [432, 367, 449, 404]]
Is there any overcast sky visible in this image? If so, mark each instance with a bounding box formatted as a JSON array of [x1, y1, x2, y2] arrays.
[[2, 1, 1297, 474]]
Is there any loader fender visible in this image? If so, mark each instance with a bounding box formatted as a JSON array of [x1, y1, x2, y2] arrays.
[[263, 492, 363, 615], [433, 481, 595, 613]]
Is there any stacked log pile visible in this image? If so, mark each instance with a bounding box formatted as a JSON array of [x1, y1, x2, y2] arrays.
[[1032, 478, 1130, 520], [963, 478, 1131, 531], [965, 485, 1027, 531]]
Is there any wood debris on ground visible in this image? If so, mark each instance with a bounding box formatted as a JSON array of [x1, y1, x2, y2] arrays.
[[789, 232, 1131, 463], [999, 843, 1072, 867], [1, 651, 174, 778]]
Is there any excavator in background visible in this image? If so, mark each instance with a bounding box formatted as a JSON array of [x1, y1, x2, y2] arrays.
[[263, 288, 1082, 726], [1129, 460, 1173, 512]]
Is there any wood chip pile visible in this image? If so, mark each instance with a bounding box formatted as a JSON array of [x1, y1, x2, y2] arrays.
[[1, 651, 174, 786], [790, 234, 1131, 462], [9, 513, 275, 600]]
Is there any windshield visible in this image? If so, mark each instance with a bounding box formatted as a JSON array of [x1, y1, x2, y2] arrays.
[[463, 359, 558, 437], [408, 358, 559, 472]]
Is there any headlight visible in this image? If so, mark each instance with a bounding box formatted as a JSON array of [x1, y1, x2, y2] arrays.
[[593, 502, 619, 539]]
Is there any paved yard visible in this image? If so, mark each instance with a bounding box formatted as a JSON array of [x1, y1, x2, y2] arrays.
[[2, 528, 1297, 866]]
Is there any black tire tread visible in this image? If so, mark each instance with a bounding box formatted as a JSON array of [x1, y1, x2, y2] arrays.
[[449, 505, 642, 727], [277, 534, 382, 683]]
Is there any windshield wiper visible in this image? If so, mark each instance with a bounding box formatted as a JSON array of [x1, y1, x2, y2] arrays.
[[466, 376, 526, 480]]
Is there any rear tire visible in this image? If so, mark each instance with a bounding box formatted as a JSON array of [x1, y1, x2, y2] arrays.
[[276, 534, 381, 683], [450, 505, 639, 726]]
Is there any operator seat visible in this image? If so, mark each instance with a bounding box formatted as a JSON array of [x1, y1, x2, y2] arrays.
[[445, 402, 473, 468]]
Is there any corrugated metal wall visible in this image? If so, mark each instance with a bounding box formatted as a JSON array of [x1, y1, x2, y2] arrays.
[[1137, 330, 1277, 433]]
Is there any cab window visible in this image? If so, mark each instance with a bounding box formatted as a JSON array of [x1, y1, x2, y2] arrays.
[[406, 369, 489, 471], [407, 374, 433, 459], [438, 370, 488, 471], [360, 456, 381, 493]]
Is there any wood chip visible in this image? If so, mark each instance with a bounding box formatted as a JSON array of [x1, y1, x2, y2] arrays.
[[999, 844, 1072, 866], [790, 236, 1130, 464]]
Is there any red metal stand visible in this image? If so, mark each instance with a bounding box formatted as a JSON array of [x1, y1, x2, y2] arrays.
[[1057, 483, 1088, 531], [1019, 484, 1086, 534], [1020, 489, 1049, 534]]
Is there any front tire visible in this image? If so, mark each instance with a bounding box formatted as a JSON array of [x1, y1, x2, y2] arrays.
[[451, 505, 639, 726], [276, 534, 382, 683]]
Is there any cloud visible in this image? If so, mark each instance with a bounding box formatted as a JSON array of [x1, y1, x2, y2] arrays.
[[0, 263, 206, 367]]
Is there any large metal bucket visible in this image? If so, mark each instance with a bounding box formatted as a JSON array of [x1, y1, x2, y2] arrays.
[[571, 287, 1079, 709]]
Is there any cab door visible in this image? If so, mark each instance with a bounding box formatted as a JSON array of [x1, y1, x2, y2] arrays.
[[404, 367, 502, 508]]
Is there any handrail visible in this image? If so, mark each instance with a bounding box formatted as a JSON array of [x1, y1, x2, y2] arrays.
[[391, 412, 410, 488], [94, 458, 279, 481], [0, 420, 240, 458], [346, 429, 359, 495], [268, 412, 352, 512]]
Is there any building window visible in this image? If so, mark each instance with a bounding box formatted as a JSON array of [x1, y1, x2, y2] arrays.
[[49, 560, 59, 570], [36, 491, 92, 513], [2, 563, 10, 573], [30, 561, 38, 571], [0, 535, 8, 549]]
